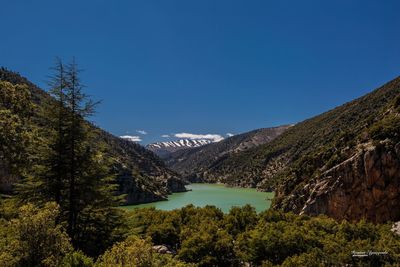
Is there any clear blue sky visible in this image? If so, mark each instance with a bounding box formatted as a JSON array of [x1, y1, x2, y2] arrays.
[[1, 0, 399, 144]]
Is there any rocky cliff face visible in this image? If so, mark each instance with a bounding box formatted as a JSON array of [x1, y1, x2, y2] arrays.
[[272, 81, 400, 223], [203, 75, 400, 223], [299, 141, 400, 223]]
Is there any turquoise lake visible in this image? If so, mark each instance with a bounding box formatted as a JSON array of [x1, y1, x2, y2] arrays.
[[123, 183, 274, 213]]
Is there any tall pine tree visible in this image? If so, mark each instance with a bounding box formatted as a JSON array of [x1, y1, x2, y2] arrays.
[[18, 58, 126, 256]]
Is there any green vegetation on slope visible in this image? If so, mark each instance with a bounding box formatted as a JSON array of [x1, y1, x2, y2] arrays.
[[0, 80, 34, 195], [1, 63, 400, 265], [0, 67, 185, 204], [1, 60, 126, 257], [165, 126, 291, 186], [203, 76, 400, 217]]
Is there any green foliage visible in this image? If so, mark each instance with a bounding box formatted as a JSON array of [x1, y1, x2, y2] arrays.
[[368, 113, 400, 141], [96, 237, 156, 266], [0, 202, 73, 267], [280, 249, 327, 267], [224, 204, 258, 237], [126, 206, 400, 267], [235, 220, 322, 265], [14, 60, 126, 257], [60, 251, 94, 267], [0, 81, 35, 195], [96, 236, 192, 267], [178, 221, 234, 266], [0, 80, 33, 117]]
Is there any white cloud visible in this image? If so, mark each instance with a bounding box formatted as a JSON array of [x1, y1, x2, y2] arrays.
[[161, 134, 170, 138], [120, 135, 142, 142], [174, 133, 224, 142], [136, 130, 147, 135], [226, 133, 235, 137]]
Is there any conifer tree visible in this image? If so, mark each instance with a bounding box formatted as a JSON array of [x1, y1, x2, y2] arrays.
[[18, 58, 125, 256], [48, 58, 68, 205]]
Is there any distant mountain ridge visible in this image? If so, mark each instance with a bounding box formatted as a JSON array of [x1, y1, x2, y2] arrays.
[[165, 125, 292, 183], [147, 139, 212, 158]]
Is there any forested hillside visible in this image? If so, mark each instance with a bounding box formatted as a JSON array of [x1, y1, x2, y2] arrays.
[[165, 126, 291, 185], [0, 67, 186, 204], [205, 76, 400, 222], [1, 63, 400, 266]]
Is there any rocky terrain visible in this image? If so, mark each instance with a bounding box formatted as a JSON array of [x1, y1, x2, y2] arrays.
[[202, 76, 400, 222], [0, 68, 186, 204], [299, 140, 400, 223]]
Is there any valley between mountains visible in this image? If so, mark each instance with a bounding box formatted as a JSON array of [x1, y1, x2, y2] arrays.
[[1, 68, 400, 224], [2, 66, 400, 266], [168, 79, 400, 224], [143, 75, 400, 223], [2, 1, 400, 265]]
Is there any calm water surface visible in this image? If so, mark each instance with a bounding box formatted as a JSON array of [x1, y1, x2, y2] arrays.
[[123, 183, 273, 213]]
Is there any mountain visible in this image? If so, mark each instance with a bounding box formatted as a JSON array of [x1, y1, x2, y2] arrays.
[[147, 139, 212, 158], [202, 76, 400, 223], [164, 126, 291, 183], [0, 68, 186, 204]]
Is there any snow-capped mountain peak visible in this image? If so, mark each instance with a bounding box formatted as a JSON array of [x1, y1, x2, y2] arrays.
[[146, 139, 212, 157], [148, 139, 211, 149]]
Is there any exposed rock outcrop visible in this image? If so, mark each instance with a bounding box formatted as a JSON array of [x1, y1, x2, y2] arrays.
[[392, 221, 400, 235], [164, 176, 187, 193], [152, 245, 174, 254], [300, 141, 400, 223]]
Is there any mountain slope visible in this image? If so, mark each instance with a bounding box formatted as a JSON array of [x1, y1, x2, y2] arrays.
[[205, 76, 400, 222], [165, 126, 291, 184], [147, 139, 212, 158], [0, 68, 186, 204]]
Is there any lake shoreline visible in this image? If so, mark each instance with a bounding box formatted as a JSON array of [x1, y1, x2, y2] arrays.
[[122, 183, 274, 213]]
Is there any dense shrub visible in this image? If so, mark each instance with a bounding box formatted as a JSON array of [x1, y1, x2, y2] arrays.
[[368, 113, 400, 141], [60, 251, 94, 267], [96, 236, 191, 267], [0, 202, 72, 267], [127, 206, 400, 266]]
